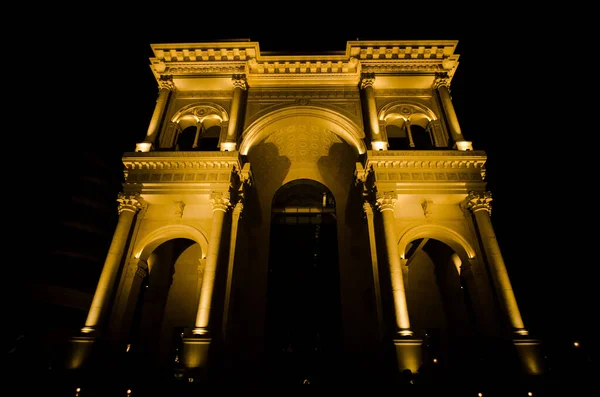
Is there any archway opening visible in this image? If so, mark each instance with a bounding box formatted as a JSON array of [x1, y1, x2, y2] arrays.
[[265, 179, 343, 385]]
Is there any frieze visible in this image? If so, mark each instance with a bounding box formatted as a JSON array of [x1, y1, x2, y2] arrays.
[[374, 89, 432, 97], [247, 90, 360, 99], [164, 64, 246, 75], [176, 90, 233, 99], [374, 171, 481, 182], [361, 63, 446, 74], [126, 171, 233, 184]]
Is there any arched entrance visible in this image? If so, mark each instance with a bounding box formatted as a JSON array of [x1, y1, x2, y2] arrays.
[[264, 179, 343, 385]]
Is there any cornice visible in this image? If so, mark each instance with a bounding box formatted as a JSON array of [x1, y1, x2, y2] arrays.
[[365, 150, 487, 170], [149, 40, 460, 85]]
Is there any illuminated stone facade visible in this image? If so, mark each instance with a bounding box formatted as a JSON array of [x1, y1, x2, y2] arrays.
[[66, 40, 543, 388]]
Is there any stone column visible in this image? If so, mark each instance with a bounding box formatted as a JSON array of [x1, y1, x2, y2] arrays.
[[136, 75, 174, 152], [464, 191, 528, 335], [363, 201, 383, 340], [464, 191, 545, 375], [221, 74, 247, 152], [81, 193, 142, 334], [375, 191, 412, 336], [360, 73, 388, 151], [222, 199, 243, 339], [193, 191, 231, 335], [434, 73, 472, 151]]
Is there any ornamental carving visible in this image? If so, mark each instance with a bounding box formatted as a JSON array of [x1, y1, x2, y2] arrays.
[[375, 190, 397, 211], [264, 124, 343, 164], [232, 74, 247, 90], [158, 75, 174, 90], [464, 191, 493, 214], [433, 72, 451, 89], [117, 192, 143, 214], [360, 73, 375, 89], [210, 191, 232, 211]]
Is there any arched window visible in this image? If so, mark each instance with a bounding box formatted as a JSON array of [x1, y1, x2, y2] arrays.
[[176, 126, 198, 151], [386, 122, 410, 150]]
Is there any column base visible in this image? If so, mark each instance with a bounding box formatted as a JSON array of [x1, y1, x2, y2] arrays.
[[513, 336, 545, 375], [393, 336, 423, 373], [182, 333, 212, 371], [65, 333, 99, 370]]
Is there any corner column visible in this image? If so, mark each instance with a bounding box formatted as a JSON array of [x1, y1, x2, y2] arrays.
[[221, 74, 247, 152], [82, 193, 142, 334], [375, 191, 422, 373], [464, 191, 544, 375], [66, 193, 142, 370], [136, 75, 174, 152], [434, 73, 472, 151], [360, 73, 388, 151]]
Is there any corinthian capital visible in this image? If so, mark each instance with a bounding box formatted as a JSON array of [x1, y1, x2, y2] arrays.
[[433, 72, 450, 89], [117, 192, 143, 214], [210, 191, 232, 211], [232, 74, 247, 90], [158, 75, 174, 91], [375, 190, 397, 212], [464, 191, 492, 214], [360, 73, 375, 89]]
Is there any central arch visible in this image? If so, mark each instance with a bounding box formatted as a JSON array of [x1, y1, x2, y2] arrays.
[[239, 106, 367, 156], [264, 178, 343, 386]]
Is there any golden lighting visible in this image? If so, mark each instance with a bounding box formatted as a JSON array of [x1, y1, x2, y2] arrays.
[[126, 344, 131, 352], [432, 358, 438, 363], [135, 142, 152, 153], [573, 341, 580, 347], [127, 389, 132, 395], [528, 393, 533, 396], [371, 141, 388, 151], [478, 393, 483, 397]]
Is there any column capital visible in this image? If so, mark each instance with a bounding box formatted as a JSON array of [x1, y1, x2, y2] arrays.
[[375, 190, 397, 211], [232, 74, 247, 90], [158, 75, 175, 91], [360, 72, 375, 89], [209, 191, 231, 212], [464, 191, 492, 214], [117, 192, 143, 214], [433, 72, 450, 89]]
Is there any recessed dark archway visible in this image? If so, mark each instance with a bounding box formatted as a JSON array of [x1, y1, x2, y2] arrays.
[[265, 179, 343, 385]]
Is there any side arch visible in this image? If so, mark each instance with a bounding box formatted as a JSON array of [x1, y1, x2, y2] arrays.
[[133, 224, 210, 264], [397, 223, 476, 260], [239, 105, 367, 155]]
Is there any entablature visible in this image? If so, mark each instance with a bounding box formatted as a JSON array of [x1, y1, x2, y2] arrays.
[[363, 150, 487, 190], [149, 40, 460, 90]]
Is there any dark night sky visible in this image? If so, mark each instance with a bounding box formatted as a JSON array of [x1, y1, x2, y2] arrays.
[[36, 11, 593, 359]]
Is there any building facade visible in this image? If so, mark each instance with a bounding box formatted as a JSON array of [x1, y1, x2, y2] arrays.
[[64, 40, 543, 391]]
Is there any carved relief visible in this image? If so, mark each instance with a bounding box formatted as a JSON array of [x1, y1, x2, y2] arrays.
[[264, 124, 343, 164]]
